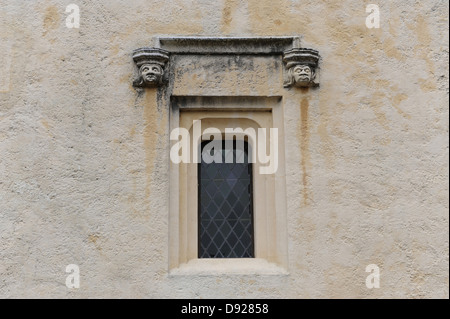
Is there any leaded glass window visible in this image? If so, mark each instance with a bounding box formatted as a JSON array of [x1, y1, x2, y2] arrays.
[[198, 140, 254, 258]]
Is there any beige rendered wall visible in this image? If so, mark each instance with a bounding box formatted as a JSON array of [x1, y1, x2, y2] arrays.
[[0, 0, 448, 298]]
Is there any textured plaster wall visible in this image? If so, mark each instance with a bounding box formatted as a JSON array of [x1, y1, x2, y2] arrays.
[[0, 0, 448, 298]]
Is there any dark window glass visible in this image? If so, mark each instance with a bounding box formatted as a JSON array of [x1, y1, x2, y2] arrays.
[[198, 140, 254, 258]]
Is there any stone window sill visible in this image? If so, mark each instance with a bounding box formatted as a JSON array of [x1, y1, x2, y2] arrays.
[[169, 258, 288, 276]]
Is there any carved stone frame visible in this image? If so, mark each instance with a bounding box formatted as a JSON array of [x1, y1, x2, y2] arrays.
[[132, 37, 320, 275], [132, 37, 321, 90]]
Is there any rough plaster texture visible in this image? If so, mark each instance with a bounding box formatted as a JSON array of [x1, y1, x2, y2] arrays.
[[0, 0, 448, 298]]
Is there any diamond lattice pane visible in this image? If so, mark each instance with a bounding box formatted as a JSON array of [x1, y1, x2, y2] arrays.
[[199, 140, 254, 258]]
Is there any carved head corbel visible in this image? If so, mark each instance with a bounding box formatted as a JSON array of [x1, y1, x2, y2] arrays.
[[132, 47, 169, 88], [283, 48, 320, 88]]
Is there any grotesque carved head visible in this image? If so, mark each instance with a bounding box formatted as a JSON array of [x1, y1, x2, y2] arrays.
[[286, 64, 315, 87], [293, 65, 313, 85], [283, 48, 320, 88], [132, 47, 169, 88], [139, 63, 164, 86]]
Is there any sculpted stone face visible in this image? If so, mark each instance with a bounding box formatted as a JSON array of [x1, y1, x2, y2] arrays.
[[293, 65, 313, 85], [140, 63, 163, 85]]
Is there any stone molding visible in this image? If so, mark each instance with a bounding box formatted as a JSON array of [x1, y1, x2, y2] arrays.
[[132, 37, 320, 90]]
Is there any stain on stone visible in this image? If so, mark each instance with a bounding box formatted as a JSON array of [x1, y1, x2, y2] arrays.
[[299, 96, 311, 207], [392, 93, 411, 119], [88, 234, 102, 251], [135, 88, 145, 102], [382, 37, 406, 61], [419, 78, 437, 92], [88, 234, 99, 244], [41, 119, 50, 130], [410, 15, 435, 71], [130, 126, 136, 138], [369, 92, 390, 130], [43, 6, 60, 36], [119, 74, 130, 84], [221, 0, 252, 34], [222, 0, 234, 30], [247, 0, 296, 35], [408, 14, 438, 92]]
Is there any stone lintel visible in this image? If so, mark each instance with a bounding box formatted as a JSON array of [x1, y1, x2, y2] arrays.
[[157, 36, 301, 55]]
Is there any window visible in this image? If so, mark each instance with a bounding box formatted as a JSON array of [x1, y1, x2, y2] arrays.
[[169, 99, 288, 274], [198, 140, 254, 258]]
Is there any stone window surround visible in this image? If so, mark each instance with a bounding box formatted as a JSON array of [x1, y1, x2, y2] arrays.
[[170, 98, 288, 276], [131, 36, 321, 275]]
